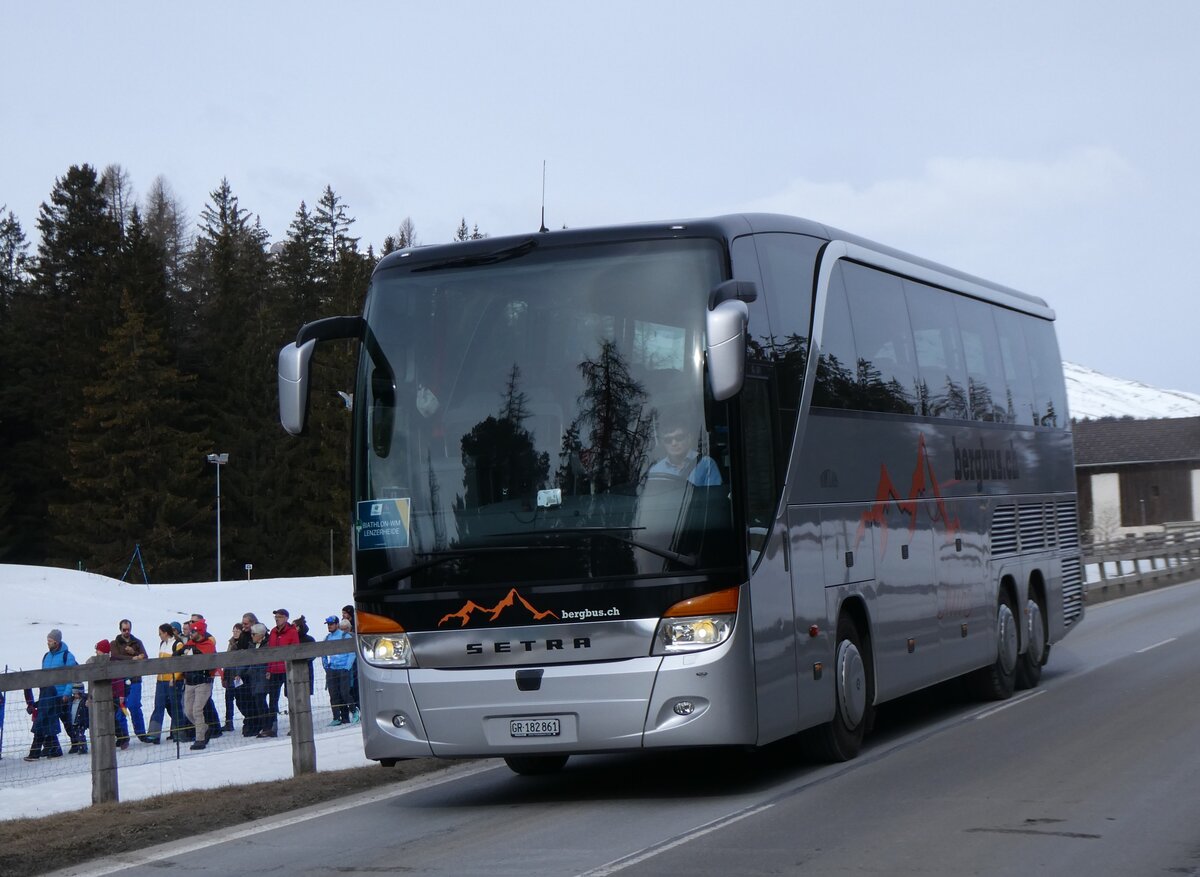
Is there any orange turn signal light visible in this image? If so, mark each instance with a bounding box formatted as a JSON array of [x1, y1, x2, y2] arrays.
[[356, 611, 406, 634], [663, 586, 740, 618]]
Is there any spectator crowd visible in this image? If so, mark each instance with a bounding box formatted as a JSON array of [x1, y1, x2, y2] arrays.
[[14, 605, 358, 760]]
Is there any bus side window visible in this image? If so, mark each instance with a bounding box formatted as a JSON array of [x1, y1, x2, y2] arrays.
[[1022, 317, 1069, 427], [840, 262, 918, 415], [955, 296, 1010, 422], [905, 279, 969, 419], [813, 263, 859, 409], [993, 307, 1038, 426]]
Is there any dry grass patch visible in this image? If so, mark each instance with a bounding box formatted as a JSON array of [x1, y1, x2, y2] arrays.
[[1, 759, 451, 876]]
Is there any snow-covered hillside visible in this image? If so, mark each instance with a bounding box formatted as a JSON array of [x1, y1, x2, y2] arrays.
[[1065, 362, 1200, 421]]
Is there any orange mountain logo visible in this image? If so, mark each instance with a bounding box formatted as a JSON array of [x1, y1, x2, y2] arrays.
[[438, 588, 560, 628], [856, 432, 962, 554]]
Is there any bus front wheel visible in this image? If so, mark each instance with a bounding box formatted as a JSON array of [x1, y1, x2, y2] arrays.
[[504, 754, 569, 776], [809, 613, 873, 762]]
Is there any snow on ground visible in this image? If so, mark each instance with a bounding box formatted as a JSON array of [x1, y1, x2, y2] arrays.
[[0, 564, 369, 821], [1065, 361, 1200, 420]]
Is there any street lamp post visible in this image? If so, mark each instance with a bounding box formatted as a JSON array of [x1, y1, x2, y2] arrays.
[[206, 453, 229, 581]]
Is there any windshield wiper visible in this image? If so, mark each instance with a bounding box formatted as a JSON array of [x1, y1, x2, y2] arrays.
[[412, 238, 537, 272], [494, 526, 698, 569], [364, 545, 562, 591]]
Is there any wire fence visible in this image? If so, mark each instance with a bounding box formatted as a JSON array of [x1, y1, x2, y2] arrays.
[[0, 639, 356, 802], [0, 662, 359, 786]]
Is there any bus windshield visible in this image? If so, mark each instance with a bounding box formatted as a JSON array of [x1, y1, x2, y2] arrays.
[[353, 237, 740, 591]]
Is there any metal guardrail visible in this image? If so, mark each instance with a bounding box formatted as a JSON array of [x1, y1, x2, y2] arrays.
[[0, 640, 355, 805], [1082, 525, 1200, 603]]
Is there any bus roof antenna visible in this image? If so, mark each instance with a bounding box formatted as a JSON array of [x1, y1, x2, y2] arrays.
[[539, 160, 549, 233]]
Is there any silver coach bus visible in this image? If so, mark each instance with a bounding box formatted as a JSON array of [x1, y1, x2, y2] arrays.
[[279, 214, 1083, 774]]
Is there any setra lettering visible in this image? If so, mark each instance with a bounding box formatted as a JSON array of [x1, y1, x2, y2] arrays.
[[464, 637, 592, 655]]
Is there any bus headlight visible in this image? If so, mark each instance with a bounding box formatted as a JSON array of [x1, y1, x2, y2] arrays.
[[359, 633, 415, 667], [652, 614, 734, 655], [652, 585, 739, 655]]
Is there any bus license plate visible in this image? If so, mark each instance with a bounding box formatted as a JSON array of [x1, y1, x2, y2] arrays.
[[510, 718, 561, 738]]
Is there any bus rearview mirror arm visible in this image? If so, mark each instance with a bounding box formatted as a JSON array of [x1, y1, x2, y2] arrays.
[[706, 280, 757, 401]]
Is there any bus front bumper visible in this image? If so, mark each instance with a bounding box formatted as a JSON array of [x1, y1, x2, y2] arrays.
[[358, 625, 756, 761]]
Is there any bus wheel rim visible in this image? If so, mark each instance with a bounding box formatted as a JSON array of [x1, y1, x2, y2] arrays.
[[998, 602, 1018, 674], [1026, 599, 1045, 664], [836, 639, 866, 728]]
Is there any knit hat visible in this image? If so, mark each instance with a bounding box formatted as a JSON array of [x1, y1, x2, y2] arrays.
[[191, 619, 208, 637], [170, 621, 182, 634], [48, 628, 63, 643], [95, 639, 111, 654]]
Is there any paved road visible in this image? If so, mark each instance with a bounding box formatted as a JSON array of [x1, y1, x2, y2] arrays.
[[71, 580, 1200, 877]]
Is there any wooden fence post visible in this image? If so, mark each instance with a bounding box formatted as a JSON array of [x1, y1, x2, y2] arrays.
[[89, 675, 118, 805], [285, 658, 316, 776]]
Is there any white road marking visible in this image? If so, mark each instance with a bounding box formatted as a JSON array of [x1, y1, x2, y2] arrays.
[[1135, 637, 1176, 653], [972, 689, 1045, 720], [577, 803, 776, 877]]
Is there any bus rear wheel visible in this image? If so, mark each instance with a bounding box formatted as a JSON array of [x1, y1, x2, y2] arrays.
[[809, 613, 873, 762], [1015, 592, 1049, 690], [970, 590, 1018, 700], [504, 754, 569, 776]]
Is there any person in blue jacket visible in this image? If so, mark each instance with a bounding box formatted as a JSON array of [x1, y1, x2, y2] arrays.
[[321, 616, 356, 725], [25, 629, 77, 760]]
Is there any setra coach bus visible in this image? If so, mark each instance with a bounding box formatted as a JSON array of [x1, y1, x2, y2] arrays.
[[278, 213, 1083, 774]]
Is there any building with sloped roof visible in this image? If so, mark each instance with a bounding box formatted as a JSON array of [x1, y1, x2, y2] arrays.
[[1074, 416, 1200, 538]]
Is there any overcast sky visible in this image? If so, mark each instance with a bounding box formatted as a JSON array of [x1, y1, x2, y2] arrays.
[[4, 2, 1198, 395]]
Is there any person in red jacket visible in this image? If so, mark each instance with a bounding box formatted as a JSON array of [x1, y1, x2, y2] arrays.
[[262, 608, 299, 738], [178, 620, 218, 750]]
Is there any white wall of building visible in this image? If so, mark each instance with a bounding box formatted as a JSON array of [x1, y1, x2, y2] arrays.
[[1192, 468, 1200, 521], [1090, 472, 1123, 539]]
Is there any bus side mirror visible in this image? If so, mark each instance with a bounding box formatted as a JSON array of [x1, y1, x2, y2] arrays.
[[278, 315, 364, 436], [706, 298, 749, 401], [279, 339, 317, 436]]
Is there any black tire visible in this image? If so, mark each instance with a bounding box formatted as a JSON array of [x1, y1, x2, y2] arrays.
[[809, 613, 873, 762], [969, 590, 1018, 700], [504, 754, 569, 776], [1015, 592, 1049, 690]]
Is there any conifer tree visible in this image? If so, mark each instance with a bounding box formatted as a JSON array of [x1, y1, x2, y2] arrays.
[[50, 281, 209, 580], [315, 185, 360, 258], [184, 178, 277, 578], [100, 163, 135, 236], [143, 175, 191, 307], [0, 207, 31, 558], [454, 218, 486, 241], [270, 190, 370, 573], [0, 206, 31, 313], [10, 165, 123, 561]]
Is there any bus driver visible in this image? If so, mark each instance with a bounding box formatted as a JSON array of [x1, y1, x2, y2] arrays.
[[647, 411, 721, 487]]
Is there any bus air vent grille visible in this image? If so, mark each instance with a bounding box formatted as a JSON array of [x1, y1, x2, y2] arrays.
[[1061, 555, 1084, 628], [1018, 502, 1047, 551], [991, 505, 1017, 556], [1056, 500, 1080, 550]]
